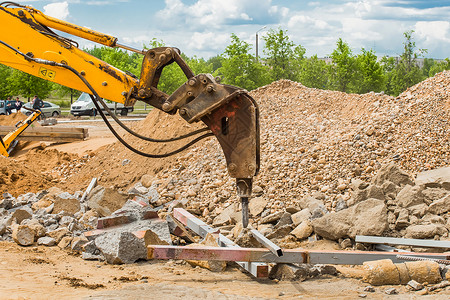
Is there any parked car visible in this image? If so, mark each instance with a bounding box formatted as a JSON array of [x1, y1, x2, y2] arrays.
[[70, 92, 133, 116], [0, 100, 6, 115], [21, 101, 61, 117], [0, 100, 19, 115]]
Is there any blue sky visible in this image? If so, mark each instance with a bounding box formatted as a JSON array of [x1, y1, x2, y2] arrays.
[[20, 0, 450, 59]]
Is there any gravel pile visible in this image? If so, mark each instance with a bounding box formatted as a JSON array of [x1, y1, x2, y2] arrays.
[[149, 71, 449, 226]]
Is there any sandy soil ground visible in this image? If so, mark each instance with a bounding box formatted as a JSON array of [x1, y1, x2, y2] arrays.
[[4, 241, 447, 300], [2, 116, 450, 299]]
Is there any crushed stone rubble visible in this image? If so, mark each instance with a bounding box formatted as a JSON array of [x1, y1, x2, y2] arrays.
[[0, 71, 449, 291]]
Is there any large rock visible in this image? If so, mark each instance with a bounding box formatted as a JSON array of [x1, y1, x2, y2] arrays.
[[290, 220, 313, 240], [312, 199, 387, 240], [87, 186, 128, 217], [11, 206, 33, 224], [371, 163, 414, 187], [291, 208, 311, 226], [212, 203, 238, 226], [95, 231, 147, 264], [47, 227, 70, 243], [415, 167, 450, 186], [248, 197, 268, 217], [429, 194, 450, 215], [396, 185, 426, 208], [53, 192, 80, 215], [405, 224, 447, 239], [12, 224, 35, 246]]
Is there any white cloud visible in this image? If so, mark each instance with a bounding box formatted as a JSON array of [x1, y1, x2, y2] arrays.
[[415, 21, 450, 43], [43, 2, 69, 20], [187, 32, 229, 51]]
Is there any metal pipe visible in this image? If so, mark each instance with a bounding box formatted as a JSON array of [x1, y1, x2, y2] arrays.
[[250, 229, 283, 257]]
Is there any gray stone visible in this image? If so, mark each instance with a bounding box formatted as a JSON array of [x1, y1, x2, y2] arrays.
[[11, 206, 33, 224], [22, 218, 46, 238], [291, 208, 311, 226], [429, 194, 450, 215], [396, 185, 426, 208], [335, 199, 347, 212], [87, 186, 128, 217], [266, 224, 293, 240], [81, 252, 104, 261], [128, 182, 149, 195], [290, 220, 313, 240], [47, 227, 69, 243], [299, 196, 324, 211], [145, 187, 160, 204], [37, 236, 56, 246], [12, 224, 35, 246], [371, 163, 414, 187], [310, 205, 328, 219], [405, 224, 447, 239], [415, 167, 450, 186], [275, 212, 292, 228], [248, 197, 268, 217], [0, 198, 13, 210], [59, 216, 75, 227], [95, 231, 147, 264], [112, 200, 156, 222], [312, 199, 388, 240]]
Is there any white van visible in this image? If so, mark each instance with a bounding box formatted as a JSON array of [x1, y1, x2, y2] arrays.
[[70, 93, 133, 116]]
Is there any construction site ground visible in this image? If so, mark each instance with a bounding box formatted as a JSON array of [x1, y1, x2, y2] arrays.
[[1, 71, 449, 299]]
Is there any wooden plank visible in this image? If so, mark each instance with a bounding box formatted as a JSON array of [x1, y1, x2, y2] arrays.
[[0, 126, 88, 142]]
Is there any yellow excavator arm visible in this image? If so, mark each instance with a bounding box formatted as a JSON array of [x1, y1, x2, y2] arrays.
[[0, 109, 41, 157], [0, 2, 260, 227]]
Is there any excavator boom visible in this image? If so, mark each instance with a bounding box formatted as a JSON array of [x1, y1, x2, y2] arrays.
[[0, 2, 259, 227]]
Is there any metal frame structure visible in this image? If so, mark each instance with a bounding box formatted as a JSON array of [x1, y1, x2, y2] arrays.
[[172, 208, 268, 278]]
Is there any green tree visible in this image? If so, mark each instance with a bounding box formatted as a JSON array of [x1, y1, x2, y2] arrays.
[[7, 69, 52, 101], [206, 55, 223, 73], [428, 58, 450, 77], [0, 65, 12, 99], [298, 55, 328, 89], [354, 48, 385, 93], [329, 38, 356, 92], [386, 30, 426, 96], [263, 28, 300, 81], [218, 33, 269, 91]]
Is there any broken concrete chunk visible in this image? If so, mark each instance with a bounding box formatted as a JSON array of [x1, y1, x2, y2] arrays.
[[260, 211, 284, 224], [11, 206, 33, 224], [415, 166, 450, 186], [37, 236, 56, 246], [428, 194, 450, 215], [248, 197, 268, 217], [371, 163, 414, 187], [290, 220, 313, 240], [396, 185, 426, 208], [275, 212, 292, 228], [291, 208, 311, 226], [405, 224, 447, 239], [313, 199, 387, 240], [47, 227, 70, 243], [58, 236, 73, 249], [12, 224, 35, 246], [53, 192, 80, 216], [87, 186, 128, 217], [95, 231, 147, 264]]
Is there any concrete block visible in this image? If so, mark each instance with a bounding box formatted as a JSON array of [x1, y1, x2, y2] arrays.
[[47, 227, 69, 243], [95, 231, 147, 264], [37, 236, 57, 246], [58, 236, 73, 249], [53, 192, 80, 215], [97, 215, 131, 229], [12, 224, 35, 246], [11, 206, 33, 224]]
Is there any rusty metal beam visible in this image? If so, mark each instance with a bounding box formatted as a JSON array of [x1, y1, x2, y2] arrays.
[[172, 208, 268, 278], [147, 244, 450, 265]]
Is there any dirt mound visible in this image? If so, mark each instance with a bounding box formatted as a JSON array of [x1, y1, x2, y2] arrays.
[[0, 112, 29, 126], [0, 148, 82, 197], [59, 109, 205, 193]]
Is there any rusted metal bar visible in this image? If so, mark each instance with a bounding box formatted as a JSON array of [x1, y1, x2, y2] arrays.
[[250, 229, 283, 257], [356, 235, 450, 248], [147, 244, 450, 265], [172, 208, 268, 278], [396, 254, 450, 265]]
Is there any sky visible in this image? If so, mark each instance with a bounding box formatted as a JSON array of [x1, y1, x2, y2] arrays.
[[16, 0, 450, 59]]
